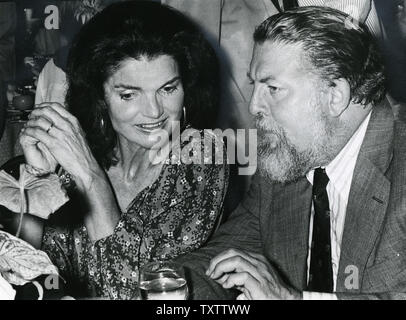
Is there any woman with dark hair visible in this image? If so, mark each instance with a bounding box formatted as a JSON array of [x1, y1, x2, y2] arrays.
[[15, 1, 228, 299]]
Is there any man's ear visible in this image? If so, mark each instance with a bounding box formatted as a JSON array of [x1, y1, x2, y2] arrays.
[[327, 78, 351, 117]]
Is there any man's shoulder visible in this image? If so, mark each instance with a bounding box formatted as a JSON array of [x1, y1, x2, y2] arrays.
[[246, 172, 308, 204]]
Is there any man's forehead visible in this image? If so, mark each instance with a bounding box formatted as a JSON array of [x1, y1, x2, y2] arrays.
[[249, 41, 307, 80]]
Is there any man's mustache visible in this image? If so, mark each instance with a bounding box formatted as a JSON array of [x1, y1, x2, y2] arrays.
[[254, 115, 270, 131], [255, 115, 280, 137]]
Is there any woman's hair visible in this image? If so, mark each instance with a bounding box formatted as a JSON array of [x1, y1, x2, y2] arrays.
[[66, 1, 219, 169]]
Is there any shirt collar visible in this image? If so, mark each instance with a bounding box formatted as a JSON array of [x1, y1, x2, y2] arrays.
[[306, 112, 372, 189]]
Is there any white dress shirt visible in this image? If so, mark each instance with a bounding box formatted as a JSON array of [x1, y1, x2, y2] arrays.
[[298, 0, 382, 38], [303, 112, 372, 300]]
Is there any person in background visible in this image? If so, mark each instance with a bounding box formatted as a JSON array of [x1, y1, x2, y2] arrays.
[[34, 0, 119, 106], [397, 0, 406, 37], [176, 6, 406, 300], [378, 0, 406, 104], [5, 1, 228, 299], [0, 83, 5, 143], [0, 2, 17, 140], [283, 0, 381, 35]]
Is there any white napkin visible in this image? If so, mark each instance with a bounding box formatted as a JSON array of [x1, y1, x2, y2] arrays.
[[0, 273, 15, 300], [0, 165, 69, 220]]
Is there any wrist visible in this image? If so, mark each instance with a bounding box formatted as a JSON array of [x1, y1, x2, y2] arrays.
[[74, 167, 107, 192]]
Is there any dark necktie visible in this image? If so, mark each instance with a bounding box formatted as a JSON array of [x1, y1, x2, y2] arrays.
[[283, 0, 299, 11], [307, 168, 334, 293], [271, 0, 298, 12]]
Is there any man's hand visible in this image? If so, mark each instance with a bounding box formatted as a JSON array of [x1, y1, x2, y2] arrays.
[[206, 249, 302, 300]]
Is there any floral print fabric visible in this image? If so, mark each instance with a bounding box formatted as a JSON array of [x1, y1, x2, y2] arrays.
[[41, 129, 229, 299]]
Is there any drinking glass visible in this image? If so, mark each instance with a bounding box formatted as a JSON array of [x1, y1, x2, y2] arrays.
[[138, 261, 189, 300]]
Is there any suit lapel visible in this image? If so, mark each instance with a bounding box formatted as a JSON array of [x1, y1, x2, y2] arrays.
[[336, 100, 394, 292], [267, 177, 312, 289]]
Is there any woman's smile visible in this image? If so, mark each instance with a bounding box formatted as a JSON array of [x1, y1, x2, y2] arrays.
[[134, 118, 168, 133]]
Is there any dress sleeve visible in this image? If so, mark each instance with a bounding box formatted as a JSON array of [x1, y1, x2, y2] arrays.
[[41, 222, 76, 290], [42, 207, 143, 299]]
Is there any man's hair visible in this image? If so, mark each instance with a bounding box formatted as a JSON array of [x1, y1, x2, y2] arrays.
[[253, 6, 386, 106], [66, 1, 219, 169]]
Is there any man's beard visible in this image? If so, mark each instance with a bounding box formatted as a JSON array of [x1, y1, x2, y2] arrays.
[[255, 97, 336, 183]]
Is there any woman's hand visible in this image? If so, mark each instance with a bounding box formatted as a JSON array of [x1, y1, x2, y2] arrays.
[[21, 103, 120, 241], [20, 119, 58, 173], [21, 102, 103, 191]]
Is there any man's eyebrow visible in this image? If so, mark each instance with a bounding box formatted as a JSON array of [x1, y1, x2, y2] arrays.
[[259, 76, 275, 83], [114, 76, 181, 90], [246, 72, 275, 83]]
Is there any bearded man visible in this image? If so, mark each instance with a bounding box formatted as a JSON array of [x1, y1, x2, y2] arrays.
[[176, 6, 406, 300]]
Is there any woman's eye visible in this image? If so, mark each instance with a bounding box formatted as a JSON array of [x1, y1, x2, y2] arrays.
[[120, 92, 136, 100], [160, 85, 178, 95]]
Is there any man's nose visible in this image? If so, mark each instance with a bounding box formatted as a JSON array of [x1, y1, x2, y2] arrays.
[[143, 95, 164, 118], [248, 87, 267, 116]]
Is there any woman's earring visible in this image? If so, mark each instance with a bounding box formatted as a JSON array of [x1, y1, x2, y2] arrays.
[[182, 106, 187, 127], [100, 117, 105, 131]]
